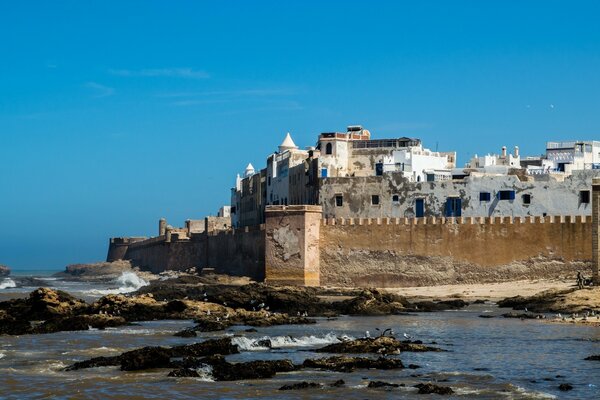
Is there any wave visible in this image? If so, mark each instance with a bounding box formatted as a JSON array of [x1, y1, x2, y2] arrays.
[[0, 278, 16, 290], [0, 352, 5, 360], [83, 272, 149, 296], [232, 332, 352, 351]]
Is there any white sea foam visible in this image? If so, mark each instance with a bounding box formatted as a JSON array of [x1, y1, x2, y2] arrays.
[[194, 365, 215, 382], [232, 332, 351, 351], [0, 352, 5, 360], [84, 272, 149, 295], [0, 278, 16, 290]]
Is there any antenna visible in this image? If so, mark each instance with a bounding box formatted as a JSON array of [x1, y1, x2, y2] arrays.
[[436, 141, 439, 152]]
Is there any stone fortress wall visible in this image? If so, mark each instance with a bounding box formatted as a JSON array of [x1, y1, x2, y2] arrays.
[[108, 196, 600, 287]]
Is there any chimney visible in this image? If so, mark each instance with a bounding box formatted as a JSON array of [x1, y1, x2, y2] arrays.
[[514, 146, 520, 157], [501, 146, 507, 157]]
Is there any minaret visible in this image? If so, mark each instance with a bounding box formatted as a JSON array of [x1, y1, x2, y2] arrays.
[[244, 163, 255, 178]]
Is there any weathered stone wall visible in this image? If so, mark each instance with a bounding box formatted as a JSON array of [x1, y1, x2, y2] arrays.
[[320, 170, 600, 219], [207, 226, 265, 280], [320, 216, 593, 287], [265, 205, 321, 286]]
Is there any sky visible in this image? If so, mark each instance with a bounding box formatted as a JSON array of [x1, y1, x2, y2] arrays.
[[1, 1, 600, 269]]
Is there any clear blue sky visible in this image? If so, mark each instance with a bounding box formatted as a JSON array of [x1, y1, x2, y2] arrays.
[[1, 1, 600, 269]]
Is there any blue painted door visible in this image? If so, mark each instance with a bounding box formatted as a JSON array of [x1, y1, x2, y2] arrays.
[[415, 199, 424, 217], [445, 197, 462, 217], [321, 168, 328, 178]]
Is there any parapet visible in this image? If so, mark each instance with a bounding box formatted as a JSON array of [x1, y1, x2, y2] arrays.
[[321, 215, 592, 226]]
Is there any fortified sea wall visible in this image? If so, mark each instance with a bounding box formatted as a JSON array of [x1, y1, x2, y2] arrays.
[[108, 183, 600, 286]]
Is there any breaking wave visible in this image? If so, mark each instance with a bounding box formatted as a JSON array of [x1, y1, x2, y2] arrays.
[[0, 278, 16, 290], [84, 272, 149, 296], [232, 333, 352, 351]]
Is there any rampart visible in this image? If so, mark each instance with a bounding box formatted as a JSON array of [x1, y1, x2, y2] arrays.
[[108, 210, 598, 287], [319, 215, 593, 287]]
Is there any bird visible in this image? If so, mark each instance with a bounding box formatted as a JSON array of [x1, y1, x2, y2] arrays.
[[258, 303, 265, 309], [224, 313, 229, 319], [524, 307, 528, 312], [206, 310, 211, 316], [403, 333, 412, 340], [365, 330, 371, 338]]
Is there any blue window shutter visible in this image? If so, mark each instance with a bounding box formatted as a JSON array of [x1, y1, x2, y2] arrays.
[[509, 190, 515, 200]]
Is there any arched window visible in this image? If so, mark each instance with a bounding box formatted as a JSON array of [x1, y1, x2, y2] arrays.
[[325, 143, 333, 155]]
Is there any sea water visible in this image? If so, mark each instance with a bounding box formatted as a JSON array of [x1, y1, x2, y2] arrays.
[[0, 275, 599, 399]]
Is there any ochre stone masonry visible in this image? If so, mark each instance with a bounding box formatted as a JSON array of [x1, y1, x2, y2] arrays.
[[109, 205, 597, 287], [265, 205, 321, 286]]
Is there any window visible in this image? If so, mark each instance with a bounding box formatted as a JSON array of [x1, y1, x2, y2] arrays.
[[335, 195, 343, 207], [426, 174, 435, 182], [392, 194, 400, 204], [497, 190, 515, 200], [375, 163, 383, 176], [580, 190, 591, 204], [479, 192, 491, 202], [522, 194, 531, 204], [268, 177, 271, 186], [371, 195, 380, 205], [445, 197, 462, 217], [325, 143, 333, 155], [321, 168, 328, 178]]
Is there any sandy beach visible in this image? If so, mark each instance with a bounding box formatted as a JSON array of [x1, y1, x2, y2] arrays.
[[387, 279, 575, 301]]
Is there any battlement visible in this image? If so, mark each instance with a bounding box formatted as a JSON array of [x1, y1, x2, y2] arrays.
[[321, 215, 592, 226]]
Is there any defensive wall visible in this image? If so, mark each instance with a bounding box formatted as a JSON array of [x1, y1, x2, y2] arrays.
[[108, 186, 600, 286]]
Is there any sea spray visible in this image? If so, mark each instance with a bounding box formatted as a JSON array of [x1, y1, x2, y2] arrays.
[[84, 272, 149, 295], [232, 333, 352, 351], [0, 278, 16, 290]]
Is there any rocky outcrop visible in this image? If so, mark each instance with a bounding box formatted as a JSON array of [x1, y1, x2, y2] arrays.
[[34, 314, 127, 334], [368, 381, 402, 388], [334, 289, 409, 315], [66, 337, 239, 371], [279, 382, 322, 390], [200, 356, 296, 381], [302, 356, 404, 372], [54, 261, 149, 282], [316, 336, 442, 354], [584, 355, 600, 361], [414, 383, 454, 395], [499, 287, 600, 314], [0, 265, 10, 277]]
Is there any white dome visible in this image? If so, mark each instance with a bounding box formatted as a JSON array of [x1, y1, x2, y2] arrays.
[[278, 132, 298, 152], [244, 163, 255, 177]]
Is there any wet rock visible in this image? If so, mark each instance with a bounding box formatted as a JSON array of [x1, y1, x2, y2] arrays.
[[279, 382, 322, 390], [120, 346, 173, 371], [34, 314, 127, 334], [502, 312, 545, 319], [65, 355, 121, 371], [368, 381, 401, 388], [408, 364, 421, 369], [584, 355, 600, 361], [558, 383, 573, 391], [200, 355, 296, 381], [478, 314, 494, 318], [335, 289, 409, 315], [316, 336, 443, 354], [0, 288, 88, 321], [412, 299, 469, 312], [330, 379, 345, 387], [174, 328, 197, 338], [190, 309, 315, 332], [167, 368, 200, 377], [415, 383, 454, 395], [473, 299, 486, 304], [65, 338, 239, 371], [303, 356, 404, 372]]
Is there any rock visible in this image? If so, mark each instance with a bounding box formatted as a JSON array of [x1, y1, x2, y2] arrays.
[[0, 265, 10, 277], [414, 383, 454, 395], [316, 336, 443, 354], [34, 314, 127, 334], [54, 261, 142, 282], [279, 382, 322, 390], [303, 356, 404, 372], [120, 347, 173, 371], [191, 309, 316, 332], [502, 312, 545, 319], [498, 287, 600, 314], [174, 328, 197, 338], [368, 381, 400, 388], [335, 289, 409, 315], [65, 338, 239, 371], [168, 368, 200, 377], [65, 355, 121, 371], [584, 355, 600, 361], [200, 355, 296, 381], [330, 379, 345, 387], [558, 383, 573, 391], [412, 299, 469, 312]]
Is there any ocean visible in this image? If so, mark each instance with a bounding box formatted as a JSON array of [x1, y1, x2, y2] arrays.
[[1, 272, 599, 399]]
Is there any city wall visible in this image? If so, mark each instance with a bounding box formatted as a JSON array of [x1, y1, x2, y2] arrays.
[[319, 216, 593, 287], [108, 209, 598, 287]]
